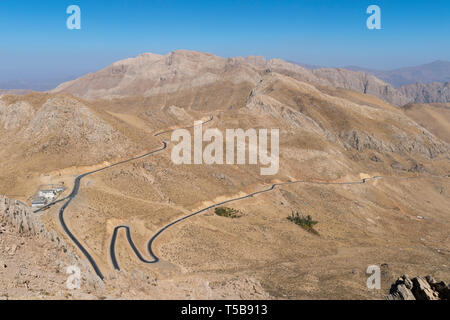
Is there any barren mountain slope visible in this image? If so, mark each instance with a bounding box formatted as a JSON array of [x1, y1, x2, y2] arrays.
[[311, 68, 409, 106], [52, 50, 438, 106], [0, 92, 156, 201], [0, 196, 269, 299], [399, 82, 450, 104], [52, 51, 263, 102], [402, 103, 450, 144]]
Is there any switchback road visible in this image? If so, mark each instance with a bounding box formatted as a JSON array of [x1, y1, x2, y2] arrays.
[[34, 115, 447, 280], [36, 117, 212, 280]]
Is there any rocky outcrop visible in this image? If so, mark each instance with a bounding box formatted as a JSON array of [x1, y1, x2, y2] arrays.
[[387, 275, 449, 300], [0, 196, 108, 298], [0, 196, 270, 299], [312, 68, 409, 106], [0, 196, 46, 236], [0, 100, 34, 130], [339, 128, 449, 159], [399, 82, 450, 104], [0, 95, 136, 165], [0, 196, 74, 249], [310, 68, 450, 105]]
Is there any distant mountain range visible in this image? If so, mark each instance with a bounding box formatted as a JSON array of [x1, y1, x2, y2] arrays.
[[0, 74, 85, 92], [346, 61, 450, 103], [289, 60, 450, 104], [294, 60, 450, 88], [344, 60, 450, 87], [2, 53, 449, 105], [0, 89, 31, 95]]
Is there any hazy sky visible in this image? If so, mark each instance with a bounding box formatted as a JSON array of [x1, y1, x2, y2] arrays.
[[0, 0, 449, 88]]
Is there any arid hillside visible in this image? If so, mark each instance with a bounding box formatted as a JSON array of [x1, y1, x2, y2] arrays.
[[0, 196, 268, 299], [402, 103, 450, 143], [51, 50, 450, 106], [1, 51, 449, 299]]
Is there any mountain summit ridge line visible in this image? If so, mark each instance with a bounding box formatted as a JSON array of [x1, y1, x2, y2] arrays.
[[49, 50, 450, 105]]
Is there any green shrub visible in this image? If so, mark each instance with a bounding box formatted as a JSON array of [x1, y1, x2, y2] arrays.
[[287, 211, 319, 235], [215, 207, 243, 218]]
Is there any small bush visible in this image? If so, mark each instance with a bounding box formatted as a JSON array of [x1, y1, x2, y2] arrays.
[[215, 207, 243, 218], [287, 211, 319, 235]]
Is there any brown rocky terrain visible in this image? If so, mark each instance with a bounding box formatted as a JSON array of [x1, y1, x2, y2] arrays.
[[0, 196, 104, 299], [387, 274, 449, 300], [402, 103, 450, 144], [0, 196, 269, 299], [1, 50, 449, 299], [51, 50, 450, 106], [399, 82, 450, 104]]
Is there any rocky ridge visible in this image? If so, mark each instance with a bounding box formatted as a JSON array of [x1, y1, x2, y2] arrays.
[[0, 196, 105, 299], [399, 82, 450, 104], [387, 275, 449, 300], [51, 50, 450, 105]]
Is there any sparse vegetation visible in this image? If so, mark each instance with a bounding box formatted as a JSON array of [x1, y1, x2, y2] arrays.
[[215, 207, 243, 218], [287, 211, 319, 235]]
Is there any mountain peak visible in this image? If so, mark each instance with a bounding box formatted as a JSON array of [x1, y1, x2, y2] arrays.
[[50, 51, 449, 105]]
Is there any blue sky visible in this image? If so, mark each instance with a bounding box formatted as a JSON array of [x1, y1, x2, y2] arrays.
[[0, 0, 449, 88]]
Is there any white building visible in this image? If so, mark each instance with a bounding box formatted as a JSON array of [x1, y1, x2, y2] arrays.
[[38, 190, 56, 202], [32, 197, 47, 208], [31, 184, 66, 210]]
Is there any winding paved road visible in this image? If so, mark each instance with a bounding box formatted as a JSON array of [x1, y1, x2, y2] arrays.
[[108, 176, 384, 271], [56, 142, 168, 280], [35, 117, 212, 280], [108, 173, 447, 271], [34, 115, 448, 280]]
